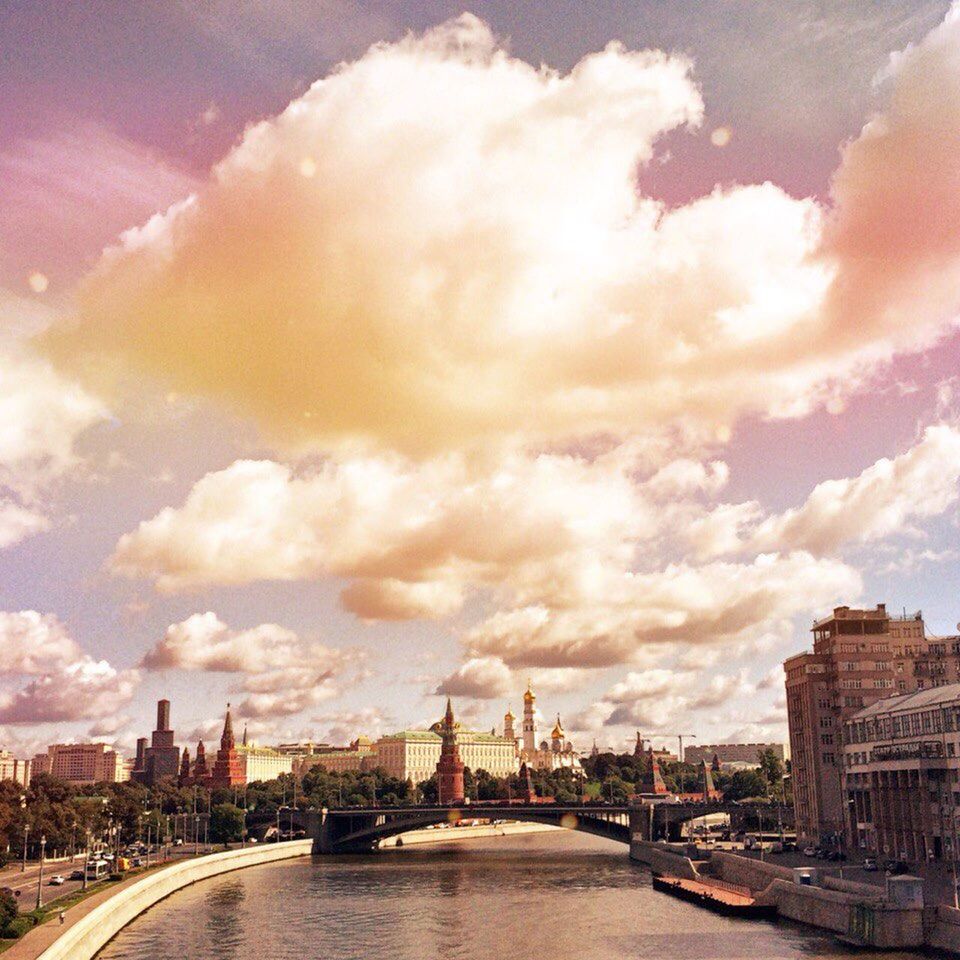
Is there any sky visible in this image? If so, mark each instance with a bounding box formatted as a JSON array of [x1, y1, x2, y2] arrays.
[[2, 0, 960, 762]]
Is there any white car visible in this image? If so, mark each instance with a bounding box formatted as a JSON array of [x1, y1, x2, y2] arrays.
[[48, 875, 66, 886], [803, 846, 817, 857]]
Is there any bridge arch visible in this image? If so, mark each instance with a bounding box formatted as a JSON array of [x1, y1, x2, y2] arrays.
[[316, 805, 633, 852]]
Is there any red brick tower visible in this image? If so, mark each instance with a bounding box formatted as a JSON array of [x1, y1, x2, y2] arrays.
[[209, 704, 245, 789], [638, 745, 669, 795], [436, 698, 465, 805], [517, 761, 537, 802], [193, 740, 209, 783]]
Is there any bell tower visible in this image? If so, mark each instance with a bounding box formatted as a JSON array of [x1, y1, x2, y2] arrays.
[[522, 681, 537, 755]]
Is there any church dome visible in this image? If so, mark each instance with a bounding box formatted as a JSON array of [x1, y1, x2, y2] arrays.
[[551, 715, 565, 739], [523, 686, 535, 703]]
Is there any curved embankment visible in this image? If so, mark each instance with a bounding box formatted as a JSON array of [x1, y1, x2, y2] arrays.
[[30, 840, 313, 960]]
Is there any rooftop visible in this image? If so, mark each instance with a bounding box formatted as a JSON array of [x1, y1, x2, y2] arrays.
[[851, 682, 960, 719]]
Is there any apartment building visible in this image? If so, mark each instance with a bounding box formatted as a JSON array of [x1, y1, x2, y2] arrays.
[[843, 683, 960, 862], [31, 742, 124, 784], [785, 604, 925, 843], [0, 750, 31, 786]]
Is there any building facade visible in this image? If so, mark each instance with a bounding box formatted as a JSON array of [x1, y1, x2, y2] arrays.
[[238, 744, 295, 783], [843, 683, 960, 863], [373, 726, 518, 784], [0, 751, 30, 786], [132, 699, 181, 787], [512, 683, 582, 773], [295, 737, 377, 777], [32, 742, 123, 784], [785, 604, 927, 843], [685, 743, 784, 766]]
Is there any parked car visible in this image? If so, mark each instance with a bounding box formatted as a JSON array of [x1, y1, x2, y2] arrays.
[[885, 860, 909, 875], [69, 870, 84, 880], [48, 875, 65, 886], [863, 857, 878, 871], [803, 846, 816, 857]]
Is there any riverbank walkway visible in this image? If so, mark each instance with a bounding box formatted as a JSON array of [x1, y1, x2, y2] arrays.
[[3, 860, 177, 960]]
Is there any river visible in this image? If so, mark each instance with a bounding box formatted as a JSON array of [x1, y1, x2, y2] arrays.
[[96, 831, 920, 960]]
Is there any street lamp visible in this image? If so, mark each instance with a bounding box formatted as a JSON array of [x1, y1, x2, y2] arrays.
[[22, 823, 29, 873], [36, 835, 46, 910], [82, 830, 91, 891]]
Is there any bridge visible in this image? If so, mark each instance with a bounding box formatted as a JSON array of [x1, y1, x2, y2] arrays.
[[277, 800, 792, 853], [306, 804, 632, 852]]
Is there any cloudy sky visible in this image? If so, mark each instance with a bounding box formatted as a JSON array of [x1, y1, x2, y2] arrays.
[[3, 0, 960, 760]]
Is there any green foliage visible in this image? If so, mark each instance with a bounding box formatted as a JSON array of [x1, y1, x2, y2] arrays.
[[0, 889, 17, 932], [723, 769, 769, 802], [209, 804, 245, 843], [758, 748, 785, 800], [2, 915, 35, 939]]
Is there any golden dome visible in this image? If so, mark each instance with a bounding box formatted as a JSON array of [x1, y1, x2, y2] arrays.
[[504, 707, 515, 720], [551, 715, 565, 739], [523, 681, 535, 703]]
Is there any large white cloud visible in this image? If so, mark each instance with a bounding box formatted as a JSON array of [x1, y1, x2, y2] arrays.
[[141, 612, 351, 718], [0, 611, 139, 724], [42, 7, 960, 696], [53, 9, 960, 456], [38, 14, 835, 455], [110, 446, 661, 610], [0, 300, 107, 550], [693, 424, 960, 558]]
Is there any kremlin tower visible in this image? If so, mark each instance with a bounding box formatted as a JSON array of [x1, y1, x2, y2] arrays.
[[209, 704, 245, 789], [178, 746, 191, 786], [435, 698, 465, 805], [193, 740, 209, 782], [638, 745, 669, 795]]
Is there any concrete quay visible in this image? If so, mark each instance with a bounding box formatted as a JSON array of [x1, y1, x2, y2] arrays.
[[5, 840, 313, 960], [630, 836, 958, 952]]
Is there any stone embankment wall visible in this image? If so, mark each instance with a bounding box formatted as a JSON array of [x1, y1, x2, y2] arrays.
[[628, 839, 699, 879], [633, 841, 926, 951], [927, 904, 960, 953], [36, 840, 313, 960], [708, 851, 793, 890]]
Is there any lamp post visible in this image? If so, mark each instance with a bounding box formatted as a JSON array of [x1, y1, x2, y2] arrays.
[[82, 830, 91, 891], [35, 835, 46, 910], [22, 823, 29, 873]]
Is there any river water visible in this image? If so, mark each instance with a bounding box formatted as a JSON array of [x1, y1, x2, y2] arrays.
[[97, 831, 919, 960]]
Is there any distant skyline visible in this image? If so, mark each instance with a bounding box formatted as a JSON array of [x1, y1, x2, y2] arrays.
[[3, 1, 960, 761]]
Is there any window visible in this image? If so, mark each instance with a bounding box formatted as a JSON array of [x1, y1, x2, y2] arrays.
[[820, 734, 834, 745]]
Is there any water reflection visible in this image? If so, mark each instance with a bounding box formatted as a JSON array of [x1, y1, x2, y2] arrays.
[[97, 832, 921, 960]]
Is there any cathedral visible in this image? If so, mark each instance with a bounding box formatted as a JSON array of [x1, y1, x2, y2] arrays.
[[503, 682, 582, 773]]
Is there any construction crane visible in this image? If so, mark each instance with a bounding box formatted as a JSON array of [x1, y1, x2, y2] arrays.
[[658, 734, 696, 793]]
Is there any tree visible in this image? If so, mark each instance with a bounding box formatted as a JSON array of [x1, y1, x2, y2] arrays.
[[758, 748, 785, 801], [0, 889, 16, 934], [723, 769, 768, 802], [209, 804, 245, 843]]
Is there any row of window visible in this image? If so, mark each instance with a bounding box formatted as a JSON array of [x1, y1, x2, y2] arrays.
[[846, 705, 960, 744]]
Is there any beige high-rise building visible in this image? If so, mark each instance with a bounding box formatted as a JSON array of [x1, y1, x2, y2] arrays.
[[32, 742, 123, 784], [785, 604, 929, 843], [0, 750, 31, 786]]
